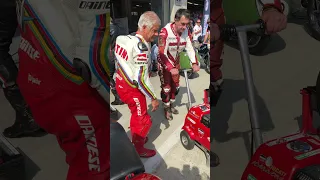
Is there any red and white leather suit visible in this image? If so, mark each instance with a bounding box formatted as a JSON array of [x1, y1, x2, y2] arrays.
[[157, 23, 199, 105]]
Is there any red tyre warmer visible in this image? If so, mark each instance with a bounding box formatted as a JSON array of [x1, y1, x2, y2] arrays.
[[17, 18, 109, 180]]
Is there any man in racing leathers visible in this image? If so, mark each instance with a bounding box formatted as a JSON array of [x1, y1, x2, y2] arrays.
[[115, 11, 160, 158], [16, 0, 110, 179], [0, 1, 43, 138], [158, 9, 200, 120], [211, 0, 287, 90]]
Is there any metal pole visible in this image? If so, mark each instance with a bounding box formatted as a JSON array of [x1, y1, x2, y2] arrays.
[[236, 30, 263, 151], [184, 70, 192, 110], [110, 104, 117, 112]]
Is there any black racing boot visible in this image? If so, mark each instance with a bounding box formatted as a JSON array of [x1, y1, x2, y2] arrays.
[[170, 101, 179, 115], [164, 104, 173, 120], [2, 84, 46, 138], [111, 89, 124, 105]]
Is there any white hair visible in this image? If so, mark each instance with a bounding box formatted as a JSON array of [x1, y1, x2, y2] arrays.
[[138, 11, 161, 30]]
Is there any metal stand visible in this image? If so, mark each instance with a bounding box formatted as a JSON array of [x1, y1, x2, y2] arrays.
[[183, 69, 192, 110], [195, 142, 210, 167], [236, 28, 263, 152], [110, 104, 117, 112]]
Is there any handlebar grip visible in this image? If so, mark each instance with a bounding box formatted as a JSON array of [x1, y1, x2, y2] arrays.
[[255, 19, 266, 35], [219, 19, 266, 41]]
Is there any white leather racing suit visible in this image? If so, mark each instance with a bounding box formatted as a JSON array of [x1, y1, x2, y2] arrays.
[[115, 34, 156, 101], [157, 22, 199, 105], [115, 33, 157, 158], [16, 0, 111, 179]]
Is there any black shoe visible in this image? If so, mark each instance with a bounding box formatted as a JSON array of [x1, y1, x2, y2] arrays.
[[170, 103, 179, 114], [3, 120, 47, 138], [164, 105, 173, 120], [2, 85, 47, 138], [111, 89, 124, 105], [111, 99, 124, 105]]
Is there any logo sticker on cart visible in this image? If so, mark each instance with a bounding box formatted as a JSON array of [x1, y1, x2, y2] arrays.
[[190, 111, 199, 118], [295, 149, 320, 160], [187, 117, 196, 124], [198, 128, 204, 138], [266, 134, 304, 147]]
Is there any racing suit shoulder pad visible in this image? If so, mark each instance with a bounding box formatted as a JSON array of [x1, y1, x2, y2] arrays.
[[159, 27, 168, 36], [116, 35, 135, 43], [116, 35, 139, 48]]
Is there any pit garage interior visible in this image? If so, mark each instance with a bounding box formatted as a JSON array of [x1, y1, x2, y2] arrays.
[[111, 0, 205, 33]]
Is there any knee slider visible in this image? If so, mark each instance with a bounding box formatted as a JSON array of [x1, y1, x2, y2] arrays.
[[73, 58, 91, 83], [161, 87, 171, 100]]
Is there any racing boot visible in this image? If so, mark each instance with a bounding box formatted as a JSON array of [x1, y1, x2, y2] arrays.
[[163, 104, 173, 120], [132, 134, 156, 158], [2, 84, 45, 138], [111, 89, 124, 105], [170, 100, 179, 115]]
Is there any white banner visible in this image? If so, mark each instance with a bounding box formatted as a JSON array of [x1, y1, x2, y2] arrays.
[[202, 0, 210, 36]]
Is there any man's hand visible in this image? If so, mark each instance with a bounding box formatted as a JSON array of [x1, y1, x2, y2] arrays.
[[262, 8, 287, 34], [212, 23, 220, 41], [192, 64, 200, 72], [170, 68, 179, 75], [151, 99, 159, 112]]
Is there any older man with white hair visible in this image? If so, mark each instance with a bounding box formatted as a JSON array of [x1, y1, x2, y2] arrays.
[[115, 11, 160, 158]]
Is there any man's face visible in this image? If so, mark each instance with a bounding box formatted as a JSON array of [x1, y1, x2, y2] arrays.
[[175, 15, 190, 34], [196, 19, 201, 26], [143, 23, 160, 42]]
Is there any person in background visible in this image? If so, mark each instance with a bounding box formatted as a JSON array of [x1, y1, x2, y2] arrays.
[[203, 19, 210, 46], [193, 18, 202, 43], [187, 20, 193, 37], [0, 0, 43, 138], [150, 43, 158, 77], [110, 19, 124, 105]]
